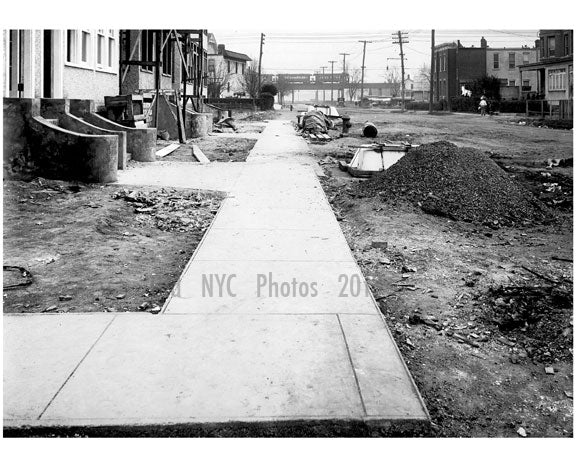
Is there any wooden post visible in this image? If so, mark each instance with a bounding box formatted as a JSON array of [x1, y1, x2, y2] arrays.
[[429, 30, 435, 112], [540, 99, 544, 118], [175, 91, 186, 143], [154, 31, 161, 128]]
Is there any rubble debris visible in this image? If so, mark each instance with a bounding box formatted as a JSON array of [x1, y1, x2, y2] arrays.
[[478, 284, 573, 363], [112, 188, 221, 234], [358, 141, 552, 227], [371, 240, 388, 250], [58, 295, 73, 301]]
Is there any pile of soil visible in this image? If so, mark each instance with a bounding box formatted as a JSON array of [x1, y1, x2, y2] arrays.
[[359, 141, 551, 227]]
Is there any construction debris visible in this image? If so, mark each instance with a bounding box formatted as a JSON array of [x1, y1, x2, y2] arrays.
[[112, 188, 221, 233], [191, 144, 210, 164], [155, 143, 180, 158], [359, 141, 552, 227]]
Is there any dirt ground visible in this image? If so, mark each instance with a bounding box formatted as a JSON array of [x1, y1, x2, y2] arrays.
[[3, 178, 223, 315], [303, 108, 573, 437]]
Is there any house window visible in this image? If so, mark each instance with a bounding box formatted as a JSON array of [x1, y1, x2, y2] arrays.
[[523, 79, 530, 87], [108, 34, 115, 68], [227, 60, 231, 73], [509, 79, 516, 86], [493, 53, 499, 69], [81, 30, 91, 63], [235, 62, 238, 73], [241, 63, 245, 74], [523, 52, 530, 64], [548, 36, 556, 57], [97, 30, 105, 65], [66, 30, 77, 62], [548, 68, 566, 91], [208, 59, 215, 73], [564, 33, 571, 56], [509, 53, 515, 69], [141, 30, 155, 72]]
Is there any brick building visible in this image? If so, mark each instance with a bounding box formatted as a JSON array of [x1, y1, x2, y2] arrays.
[[432, 38, 487, 106], [518, 30, 573, 105]]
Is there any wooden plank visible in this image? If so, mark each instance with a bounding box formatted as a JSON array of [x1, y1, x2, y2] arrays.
[[156, 143, 180, 158], [191, 144, 210, 164], [175, 93, 186, 144]]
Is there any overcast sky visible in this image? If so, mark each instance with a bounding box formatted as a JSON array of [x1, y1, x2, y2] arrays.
[[210, 29, 539, 83]]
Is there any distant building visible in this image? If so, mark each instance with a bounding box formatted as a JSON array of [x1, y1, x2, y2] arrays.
[[432, 38, 487, 105], [207, 33, 251, 97], [486, 45, 539, 100], [518, 29, 573, 105]]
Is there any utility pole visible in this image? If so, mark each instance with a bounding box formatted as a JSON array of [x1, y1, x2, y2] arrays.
[[258, 33, 265, 94], [358, 40, 372, 102], [392, 30, 409, 111], [320, 66, 327, 102], [429, 29, 435, 113], [329, 60, 337, 103], [339, 52, 349, 100]]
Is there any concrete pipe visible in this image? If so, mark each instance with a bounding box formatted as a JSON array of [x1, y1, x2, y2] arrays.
[[363, 122, 378, 138]]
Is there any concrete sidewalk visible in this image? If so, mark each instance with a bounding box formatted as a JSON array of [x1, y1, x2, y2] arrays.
[[4, 121, 428, 432]]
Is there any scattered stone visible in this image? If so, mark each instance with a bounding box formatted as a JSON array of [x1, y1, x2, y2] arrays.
[[402, 265, 417, 273], [138, 302, 150, 310], [517, 427, 527, 437], [116, 294, 126, 300], [564, 391, 573, 399], [149, 305, 162, 314], [544, 366, 555, 375], [58, 295, 73, 301], [371, 240, 388, 250], [379, 257, 391, 265], [509, 354, 519, 364], [42, 305, 58, 313]]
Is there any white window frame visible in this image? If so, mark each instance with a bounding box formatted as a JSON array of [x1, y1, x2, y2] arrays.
[[548, 68, 566, 91], [65, 29, 117, 74]]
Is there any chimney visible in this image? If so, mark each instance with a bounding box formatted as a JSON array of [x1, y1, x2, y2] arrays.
[[480, 37, 488, 48], [457, 40, 462, 48], [218, 44, 225, 55]]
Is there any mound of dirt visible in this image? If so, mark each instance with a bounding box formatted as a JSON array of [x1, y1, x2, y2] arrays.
[[359, 141, 551, 227]]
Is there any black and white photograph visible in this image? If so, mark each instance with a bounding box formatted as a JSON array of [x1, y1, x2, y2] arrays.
[[1, 0, 574, 464]]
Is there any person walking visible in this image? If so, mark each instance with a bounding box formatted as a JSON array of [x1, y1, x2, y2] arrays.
[[479, 96, 488, 117]]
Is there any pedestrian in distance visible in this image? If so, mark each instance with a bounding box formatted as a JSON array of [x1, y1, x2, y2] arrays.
[[478, 96, 488, 117]]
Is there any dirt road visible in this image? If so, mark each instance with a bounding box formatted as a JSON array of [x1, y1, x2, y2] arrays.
[[302, 107, 573, 437]]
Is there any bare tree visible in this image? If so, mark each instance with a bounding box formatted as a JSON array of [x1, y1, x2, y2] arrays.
[[275, 77, 294, 105], [347, 68, 362, 101], [207, 62, 229, 98], [242, 59, 260, 98], [418, 63, 431, 86], [385, 67, 401, 97]]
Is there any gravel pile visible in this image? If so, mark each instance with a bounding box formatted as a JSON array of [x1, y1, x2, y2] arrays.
[[359, 141, 551, 227]]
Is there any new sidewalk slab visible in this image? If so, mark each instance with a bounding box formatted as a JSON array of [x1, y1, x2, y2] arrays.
[[4, 120, 429, 432]]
